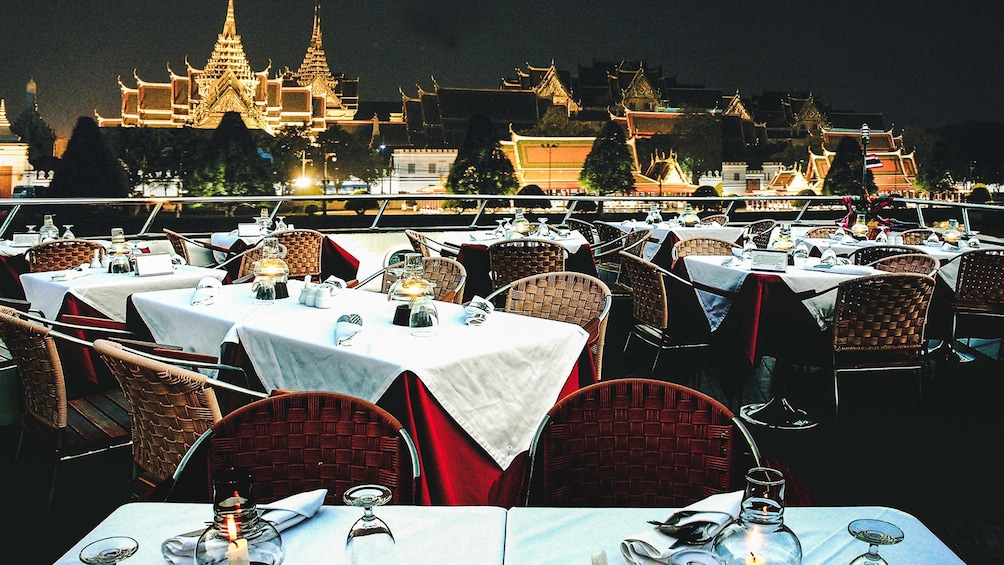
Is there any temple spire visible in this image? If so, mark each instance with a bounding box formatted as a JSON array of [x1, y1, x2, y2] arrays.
[[294, 0, 337, 91], [223, 0, 237, 38]]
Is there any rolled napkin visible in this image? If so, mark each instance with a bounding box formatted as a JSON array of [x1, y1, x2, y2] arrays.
[[191, 276, 223, 306], [161, 488, 327, 564], [464, 295, 495, 326], [323, 275, 348, 291], [620, 490, 742, 565], [335, 313, 364, 344]]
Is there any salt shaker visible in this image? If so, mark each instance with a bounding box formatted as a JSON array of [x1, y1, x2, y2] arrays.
[[90, 249, 102, 270]]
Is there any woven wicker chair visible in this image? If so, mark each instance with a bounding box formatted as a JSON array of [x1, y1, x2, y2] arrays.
[[619, 252, 713, 375], [380, 256, 467, 304], [0, 308, 132, 519], [593, 221, 624, 245], [898, 228, 937, 245], [234, 241, 270, 281], [868, 253, 939, 276], [700, 214, 729, 226], [561, 218, 599, 244], [490, 272, 611, 381], [26, 239, 105, 272], [804, 226, 838, 239], [523, 378, 761, 507], [593, 228, 652, 285], [746, 218, 776, 237], [171, 391, 421, 506], [488, 238, 567, 298], [92, 339, 268, 496], [271, 228, 325, 279], [163, 228, 233, 267], [404, 229, 460, 258], [847, 244, 920, 265], [831, 273, 936, 420], [951, 249, 1004, 361], [670, 237, 741, 268]]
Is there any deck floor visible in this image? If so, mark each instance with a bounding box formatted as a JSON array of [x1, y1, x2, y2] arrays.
[[2, 301, 1002, 564]]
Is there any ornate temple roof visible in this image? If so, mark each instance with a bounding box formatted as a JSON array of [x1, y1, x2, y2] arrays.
[[0, 100, 21, 142]]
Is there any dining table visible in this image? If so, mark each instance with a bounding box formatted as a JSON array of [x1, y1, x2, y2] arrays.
[[54, 501, 962, 564], [598, 219, 747, 267], [447, 230, 598, 302], [54, 502, 508, 564], [210, 230, 366, 282], [126, 281, 591, 506]]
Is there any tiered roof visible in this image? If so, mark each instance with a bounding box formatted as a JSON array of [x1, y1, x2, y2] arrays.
[[0, 100, 19, 142]]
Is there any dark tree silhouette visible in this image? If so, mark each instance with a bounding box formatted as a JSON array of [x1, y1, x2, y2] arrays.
[[579, 120, 634, 196], [48, 117, 129, 198], [189, 112, 273, 199], [446, 114, 517, 208], [823, 136, 873, 196], [11, 105, 57, 171]]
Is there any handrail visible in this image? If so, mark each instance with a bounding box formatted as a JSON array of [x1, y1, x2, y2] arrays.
[[2, 193, 1001, 241]]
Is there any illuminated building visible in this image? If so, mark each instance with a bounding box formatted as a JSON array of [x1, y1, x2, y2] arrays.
[[96, 0, 357, 134]]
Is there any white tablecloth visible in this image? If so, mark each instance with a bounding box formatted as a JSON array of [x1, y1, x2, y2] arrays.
[[447, 230, 589, 255], [684, 256, 879, 331], [55, 502, 507, 564], [502, 506, 964, 564], [19, 265, 227, 321], [130, 283, 587, 469]]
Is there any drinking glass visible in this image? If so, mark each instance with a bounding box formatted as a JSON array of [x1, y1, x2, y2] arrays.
[[409, 297, 439, 336], [345, 484, 395, 565], [25, 224, 36, 233], [63, 225, 75, 239], [275, 216, 287, 231], [847, 519, 904, 565], [79, 536, 138, 564], [493, 219, 506, 239]]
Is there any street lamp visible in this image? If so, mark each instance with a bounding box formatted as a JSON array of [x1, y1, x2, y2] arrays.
[[860, 123, 870, 193], [541, 143, 558, 193]]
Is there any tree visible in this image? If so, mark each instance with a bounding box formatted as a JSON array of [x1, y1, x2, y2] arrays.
[[314, 125, 385, 189], [11, 105, 57, 171], [903, 126, 954, 194], [446, 114, 518, 208], [822, 136, 873, 196], [672, 108, 722, 185], [579, 120, 634, 197], [518, 106, 598, 137], [48, 117, 129, 198], [188, 112, 273, 200]]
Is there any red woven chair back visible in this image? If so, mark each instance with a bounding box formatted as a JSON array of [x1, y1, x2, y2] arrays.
[[527, 378, 758, 507]]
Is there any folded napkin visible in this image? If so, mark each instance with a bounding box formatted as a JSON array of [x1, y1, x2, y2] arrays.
[[620, 491, 742, 565], [464, 295, 494, 326], [191, 277, 223, 306], [161, 488, 326, 564]]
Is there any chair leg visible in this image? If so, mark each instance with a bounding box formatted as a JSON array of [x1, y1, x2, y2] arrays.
[[13, 426, 25, 464]]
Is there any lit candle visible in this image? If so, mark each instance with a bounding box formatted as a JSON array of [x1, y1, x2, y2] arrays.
[[745, 553, 764, 565], [225, 514, 251, 565]]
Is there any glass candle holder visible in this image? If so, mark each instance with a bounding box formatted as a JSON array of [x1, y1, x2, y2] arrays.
[[195, 468, 284, 565], [712, 467, 802, 565], [251, 237, 290, 302]]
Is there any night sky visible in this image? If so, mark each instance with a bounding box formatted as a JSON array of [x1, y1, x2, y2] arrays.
[[1, 0, 1001, 138]]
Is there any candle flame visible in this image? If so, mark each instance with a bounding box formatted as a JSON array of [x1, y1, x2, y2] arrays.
[[226, 514, 238, 542]]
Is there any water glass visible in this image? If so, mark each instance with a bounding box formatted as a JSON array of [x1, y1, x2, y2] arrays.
[[409, 297, 439, 336]]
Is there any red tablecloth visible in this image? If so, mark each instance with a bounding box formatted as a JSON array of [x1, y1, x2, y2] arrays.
[[456, 243, 599, 302], [0, 254, 29, 299]]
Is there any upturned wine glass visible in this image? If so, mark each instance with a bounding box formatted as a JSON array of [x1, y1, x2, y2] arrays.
[[345, 484, 395, 564], [26, 224, 37, 233], [79, 536, 138, 564], [847, 519, 904, 565], [63, 224, 75, 239]]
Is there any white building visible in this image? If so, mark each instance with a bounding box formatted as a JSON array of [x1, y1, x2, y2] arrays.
[[0, 99, 30, 198]]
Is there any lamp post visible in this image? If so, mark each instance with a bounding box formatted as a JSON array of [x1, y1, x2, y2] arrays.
[[860, 123, 870, 193], [541, 143, 558, 194]]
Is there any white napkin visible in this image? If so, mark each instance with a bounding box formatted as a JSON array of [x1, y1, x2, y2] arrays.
[[191, 277, 223, 306], [160, 488, 326, 564], [620, 491, 742, 565], [464, 295, 494, 326]]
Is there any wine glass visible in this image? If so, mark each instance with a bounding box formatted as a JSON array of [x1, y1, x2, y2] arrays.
[[493, 219, 506, 239], [26, 224, 37, 233], [63, 224, 75, 239], [847, 519, 904, 565], [345, 484, 395, 565], [79, 536, 138, 564], [275, 216, 288, 231]]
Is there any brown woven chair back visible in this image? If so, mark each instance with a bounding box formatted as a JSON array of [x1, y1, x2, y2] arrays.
[[272, 229, 325, 279], [526, 378, 759, 507], [382, 256, 467, 303], [405, 229, 431, 257], [163, 229, 191, 264], [751, 228, 772, 249], [955, 249, 1004, 315], [700, 214, 729, 226], [746, 219, 776, 236], [0, 309, 131, 517], [27, 240, 105, 272], [562, 218, 598, 244], [236, 243, 268, 280], [804, 226, 838, 239], [593, 221, 624, 245], [832, 274, 936, 357], [488, 238, 567, 291], [868, 253, 939, 276], [94, 339, 223, 484], [618, 253, 668, 330], [202, 391, 417, 505], [898, 228, 937, 245], [505, 272, 611, 380], [847, 244, 919, 265], [671, 237, 740, 267]]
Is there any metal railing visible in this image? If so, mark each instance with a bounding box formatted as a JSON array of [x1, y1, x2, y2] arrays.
[[2, 193, 1001, 241]]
